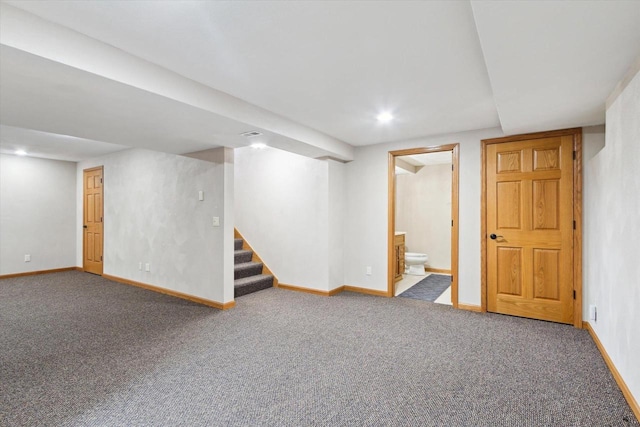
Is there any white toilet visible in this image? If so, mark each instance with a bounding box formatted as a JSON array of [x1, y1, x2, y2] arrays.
[[405, 252, 428, 275]]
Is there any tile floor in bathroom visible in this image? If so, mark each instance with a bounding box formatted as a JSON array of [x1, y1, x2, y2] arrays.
[[394, 273, 452, 305]]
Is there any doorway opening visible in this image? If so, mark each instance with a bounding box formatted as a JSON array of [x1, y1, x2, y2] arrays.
[[388, 145, 459, 307]]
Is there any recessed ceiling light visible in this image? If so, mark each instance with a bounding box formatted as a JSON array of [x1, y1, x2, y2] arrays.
[[376, 112, 394, 123], [15, 149, 27, 156], [250, 142, 267, 150]]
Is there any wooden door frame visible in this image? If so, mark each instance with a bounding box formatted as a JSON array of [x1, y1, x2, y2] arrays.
[[388, 144, 460, 306], [83, 166, 104, 275], [480, 128, 582, 328]]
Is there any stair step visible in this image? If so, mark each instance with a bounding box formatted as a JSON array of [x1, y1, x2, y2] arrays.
[[234, 238, 243, 250], [234, 261, 264, 280], [234, 274, 274, 297], [234, 249, 253, 264]]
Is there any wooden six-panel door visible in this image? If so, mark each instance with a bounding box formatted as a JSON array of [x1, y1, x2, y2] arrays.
[[83, 167, 103, 275], [486, 136, 574, 324]]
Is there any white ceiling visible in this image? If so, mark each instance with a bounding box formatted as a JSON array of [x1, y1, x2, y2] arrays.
[[472, 1, 640, 134], [1, 1, 639, 161], [0, 125, 128, 162], [0, 43, 342, 160], [0, 45, 230, 156]]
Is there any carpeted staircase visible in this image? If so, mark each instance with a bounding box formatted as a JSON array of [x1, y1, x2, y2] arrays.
[[234, 237, 274, 297]]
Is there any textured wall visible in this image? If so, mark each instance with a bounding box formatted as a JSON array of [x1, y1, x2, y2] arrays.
[[0, 155, 76, 275], [396, 162, 452, 270], [76, 148, 229, 303], [344, 127, 504, 305], [585, 69, 640, 403], [328, 159, 346, 290], [234, 146, 333, 291], [581, 125, 605, 321]]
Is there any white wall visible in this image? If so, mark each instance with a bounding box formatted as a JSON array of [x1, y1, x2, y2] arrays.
[[396, 162, 452, 270], [235, 146, 347, 292], [344, 127, 503, 304], [581, 124, 605, 322], [184, 147, 236, 303], [0, 154, 76, 275], [328, 159, 346, 290], [584, 69, 640, 402], [76, 148, 231, 304]]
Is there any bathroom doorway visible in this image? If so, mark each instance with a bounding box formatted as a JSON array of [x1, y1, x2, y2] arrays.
[[387, 145, 459, 307]]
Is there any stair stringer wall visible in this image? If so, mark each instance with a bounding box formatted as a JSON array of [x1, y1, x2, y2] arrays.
[[235, 146, 344, 292]]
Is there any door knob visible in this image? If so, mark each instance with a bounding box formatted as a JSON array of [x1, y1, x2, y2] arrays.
[[83, 225, 88, 229], [490, 233, 503, 240]]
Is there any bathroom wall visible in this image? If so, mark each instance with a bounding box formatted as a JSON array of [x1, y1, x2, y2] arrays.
[[0, 154, 77, 275], [395, 161, 452, 270]]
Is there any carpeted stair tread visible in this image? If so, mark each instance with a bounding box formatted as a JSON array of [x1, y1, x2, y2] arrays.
[[233, 234, 273, 297], [234, 249, 253, 264], [234, 261, 264, 280], [234, 274, 274, 297]]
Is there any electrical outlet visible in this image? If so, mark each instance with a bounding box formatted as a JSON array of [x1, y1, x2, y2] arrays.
[[198, 190, 204, 201], [24, 254, 31, 262], [145, 263, 150, 272], [366, 266, 372, 275], [589, 305, 597, 321]]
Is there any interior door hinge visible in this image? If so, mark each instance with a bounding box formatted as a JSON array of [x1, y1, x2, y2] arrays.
[[451, 220, 453, 226], [100, 178, 103, 183], [573, 290, 576, 299], [573, 220, 576, 230], [100, 255, 103, 261], [452, 164, 454, 171], [573, 151, 576, 160], [451, 275, 453, 282]]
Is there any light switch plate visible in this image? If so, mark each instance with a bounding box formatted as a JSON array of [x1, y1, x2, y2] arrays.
[[212, 216, 220, 227], [198, 190, 204, 201]]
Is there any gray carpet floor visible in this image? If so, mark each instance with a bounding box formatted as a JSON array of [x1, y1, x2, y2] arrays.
[[1, 271, 637, 426], [398, 274, 451, 302]]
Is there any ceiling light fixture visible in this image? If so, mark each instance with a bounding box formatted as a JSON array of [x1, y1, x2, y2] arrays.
[[15, 149, 27, 156], [376, 112, 394, 123], [250, 142, 267, 150]]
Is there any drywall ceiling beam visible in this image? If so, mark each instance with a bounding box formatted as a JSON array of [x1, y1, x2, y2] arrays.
[[395, 158, 419, 174], [0, 4, 354, 161]]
